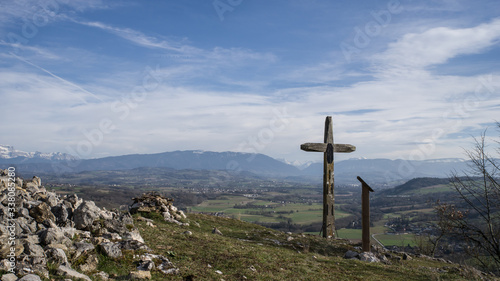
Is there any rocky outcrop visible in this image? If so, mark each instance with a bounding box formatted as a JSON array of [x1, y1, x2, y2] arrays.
[[130, 191, 188, 226], [0, 170, 180, 280]]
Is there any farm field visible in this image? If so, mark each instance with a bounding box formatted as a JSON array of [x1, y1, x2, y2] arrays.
[[190, 194, 335, 225], [189, 186, 442, 248]]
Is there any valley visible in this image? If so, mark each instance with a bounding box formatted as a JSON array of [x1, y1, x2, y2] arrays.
[[40, 168, 457, 253]]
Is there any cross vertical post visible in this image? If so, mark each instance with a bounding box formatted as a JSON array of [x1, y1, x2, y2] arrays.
[[300, 116, 355, 238], [357, 176, 374, 252]]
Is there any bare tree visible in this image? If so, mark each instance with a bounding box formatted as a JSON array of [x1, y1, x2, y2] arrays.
[[415, 202, 453, 257], [439, 125, 500, 273]]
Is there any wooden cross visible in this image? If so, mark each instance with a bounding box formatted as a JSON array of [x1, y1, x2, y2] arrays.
[[300, 116, 355, 238]]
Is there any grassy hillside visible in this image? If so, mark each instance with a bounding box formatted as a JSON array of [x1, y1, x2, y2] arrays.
[[381, 178, 452, 195], [97, 212, 495, 280]]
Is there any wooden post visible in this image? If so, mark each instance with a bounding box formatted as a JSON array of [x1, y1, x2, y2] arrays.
[[357, 176, 374, 252], [300, 116, 355, 238]]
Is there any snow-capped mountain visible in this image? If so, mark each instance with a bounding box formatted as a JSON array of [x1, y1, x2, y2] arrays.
[[0, 145, 77, 161], [277, 158, 317, 170]]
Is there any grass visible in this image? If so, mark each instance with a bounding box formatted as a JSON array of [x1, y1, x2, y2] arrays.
[[129, 213, 489, 280], [376, 233, 418, 247], [4, 212, 497, 280], [337, 228, 362, 240]]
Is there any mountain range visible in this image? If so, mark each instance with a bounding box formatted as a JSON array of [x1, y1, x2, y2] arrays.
[[0, 145, 76, 161], [0, 145, 471, 186]]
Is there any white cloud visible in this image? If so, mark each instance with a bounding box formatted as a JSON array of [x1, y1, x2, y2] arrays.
[[1, 4, 499, 163], [73, 20, 189, 52], [376, 18, 500, 74]]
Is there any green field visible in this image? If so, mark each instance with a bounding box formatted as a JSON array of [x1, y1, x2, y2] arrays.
[[190, 187, 440, 248], [191, 194, 353, 226], [375, 233, 417, 247]]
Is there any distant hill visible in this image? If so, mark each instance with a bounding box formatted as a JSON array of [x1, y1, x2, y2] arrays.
[[0, 147, 474, 186], [1, 150, 300, 178], [303, 158, 469, 185], [379, 177, 452, 195]]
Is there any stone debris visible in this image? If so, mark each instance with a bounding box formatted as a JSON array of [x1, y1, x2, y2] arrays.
[[130, 192, 188, 226], [343, 249, 389, 264], [212, 227, 223, 236], [129, 270, 152, 279], [0, 170, 180, 280], [92, 271, 109, 280], [358, 252, 380, 263], [344, 250, 359, 259], [135, 253, 180, 275], [16, 275, 41, 281], [99, 242, 122, 258], [1, 274, 18, 281], [56, 265, 92, 281]]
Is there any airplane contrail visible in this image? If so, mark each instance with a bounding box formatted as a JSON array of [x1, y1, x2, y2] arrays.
[[9, 52, 104, 103]]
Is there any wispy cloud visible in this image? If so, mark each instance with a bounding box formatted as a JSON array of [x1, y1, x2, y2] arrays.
[[375, 18, 500, 74], [1, 1, 498, 162], [73, 19, 190, 53], [71, 19, 276, 64]]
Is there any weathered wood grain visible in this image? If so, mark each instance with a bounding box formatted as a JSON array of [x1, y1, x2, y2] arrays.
[[300, 116, 355, 238]]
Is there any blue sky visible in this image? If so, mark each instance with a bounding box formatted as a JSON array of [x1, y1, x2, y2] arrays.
[[0, 0, 499, 163]]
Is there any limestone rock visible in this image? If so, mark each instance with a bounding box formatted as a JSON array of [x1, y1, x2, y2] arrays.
[[24, 176, 41, 190], [103, 232, 122, 241], [99, 242, 122, 258], [38, 227, 66, 246], [93, 271, 109, 281], [23, 242, 45, 258], [157, 257, 179, 275], [57, 265, 92, 281], [378, 254, 391, 264], [119, 212, 134, 226], [137, 259, 155, 271], [119, 240, 151, 251], [123, 229, 144, 243], [73, 201, 100, 230], [403, 253, 412, 260], [44, 193, 59, 207], [99, 208, 114, 220], [129, 270, 151, 279], [359, 252, 380, 263], [65, 194, 82, 209], [45, 247, 68, 266], [74, 242, 95, 259], [129, 192, 185, 225], [18, 274, 42, 281], [1, 273, 18, 281], [344, 250, 359, 259], [212, 227, 223, 236], [0, 172, 182, 280], [51, 205, 69, 226], [102, 219, 127, 235], [29, 202, 55, 224], [79, 253, 99, 272]]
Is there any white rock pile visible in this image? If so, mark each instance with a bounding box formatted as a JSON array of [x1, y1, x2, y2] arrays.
[[129, 191, 188, 226], [0, 170, 179, 280]]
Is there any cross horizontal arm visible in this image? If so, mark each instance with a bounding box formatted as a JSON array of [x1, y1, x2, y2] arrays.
[[334, 144, 356, 153], [300, 143, 357, 153], [300, 143, 327, 152]]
